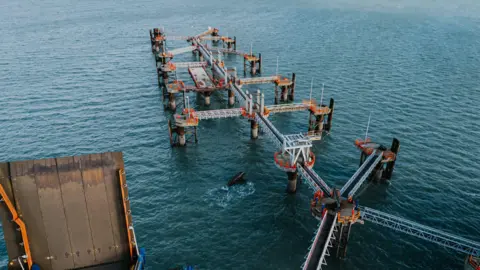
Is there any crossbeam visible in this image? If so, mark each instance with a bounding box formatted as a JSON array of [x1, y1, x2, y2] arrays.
[[266, 103, 308, 114], [361, 207, 480, 257]]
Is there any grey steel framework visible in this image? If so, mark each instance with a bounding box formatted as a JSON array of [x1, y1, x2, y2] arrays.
[[298, 165, 331, 195], [347, 153, 383, 198], [339, 151, 377, 195], [152, 27, 480, 270], [360, 207, 480, 257], [195, 108, 243, 120]]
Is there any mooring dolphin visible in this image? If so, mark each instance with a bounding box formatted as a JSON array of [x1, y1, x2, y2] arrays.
[[227, 172, 246, 186]]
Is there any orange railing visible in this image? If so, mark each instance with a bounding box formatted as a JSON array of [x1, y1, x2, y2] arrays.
[[274, 152, 297, 170], [119, 169, 135, 261], [303, 99, 330, 115], [304, 152, 316, 168], [0, 184, 32, 268]]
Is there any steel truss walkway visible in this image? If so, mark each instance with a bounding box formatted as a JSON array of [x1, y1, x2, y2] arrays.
[[302, 212, 337, 270], [192, 38, 316, 169], [361, 207, 480, 257], [168, 46, 196, 56], [173, 62, 207, 68], [195, 108, 243, 120], [339, 151, 382, 197], [238, 76, 279, 85], [266, 103, 308, 114], [298, 165, 332, 195]]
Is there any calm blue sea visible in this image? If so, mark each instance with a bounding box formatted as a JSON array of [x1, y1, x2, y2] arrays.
[[1, 0, 479, 269]]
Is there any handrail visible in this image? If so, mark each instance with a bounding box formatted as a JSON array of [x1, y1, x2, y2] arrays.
[[347, 153, 383, 198], [361, 207, 480, 257], [118, 169, 135, 261], [339, 151, 377, 195], [317, 214, 337, 270], [0, 184, 32, 268], [302, 211, 328, 270]]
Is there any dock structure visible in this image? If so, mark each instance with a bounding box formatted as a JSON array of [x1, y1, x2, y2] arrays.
[[0, 152, 145, 270], [151, 26, 334, 193], [150, 27, 480, 269]]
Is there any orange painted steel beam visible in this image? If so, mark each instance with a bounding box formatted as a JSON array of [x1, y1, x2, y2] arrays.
[[0, 184, 32, 269], [118, 169, 135, 262]]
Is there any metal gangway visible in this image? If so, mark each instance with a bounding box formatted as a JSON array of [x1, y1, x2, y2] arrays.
[[266, 103, 309, 114], [238, 76, 279, 85], [298, 165, 332, 195], [195, 108, 243, 120], [360, 207, 480, 257], [302, 212, 337, 270], [339, 151, 383, 198]]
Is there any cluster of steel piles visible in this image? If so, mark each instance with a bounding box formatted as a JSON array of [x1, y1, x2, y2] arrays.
[[149, 27, 479, 270]]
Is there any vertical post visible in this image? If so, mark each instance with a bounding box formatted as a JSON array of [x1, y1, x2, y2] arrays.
[[274, 85, 278, 104], [177, 126, 186, 146], [228, 89, 235, 106], [168, 93, 176, 110], [243, 57, 246, 76], [204, 93, 211, 106], [260, 93, 265, 115], [234, 36, 237, 51], [224, 66, 228, 85], [384, 138, 400, 179], [364, 112, 372, 142], [249, 94, 253, 115], [256, 90, 261, 109], [325, 98, 335, 132], [286, 171, 298, 193], [308, 113, 314, 134], [281, 86, 288, 102], [245, 90, 249, 110], [289, 72, 296, 101], [258, 53, 262, 74], [251, 120, 259, 139], [250, 42, 253, 56]]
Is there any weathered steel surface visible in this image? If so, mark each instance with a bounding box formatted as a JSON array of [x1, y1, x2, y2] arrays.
[[10, 160, 52, 269], [101, 152, 129, 260], [0, 152, 131, 270], [34, 158, 75, 269], [79, 153, 117, 264], [56, 156, 96, 267], [0, 162, 22, 261]]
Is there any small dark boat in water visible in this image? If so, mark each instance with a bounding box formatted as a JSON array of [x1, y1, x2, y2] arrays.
[[227, 172, 246, 186]]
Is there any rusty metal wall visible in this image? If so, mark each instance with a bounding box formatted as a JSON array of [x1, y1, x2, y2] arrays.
[[0, 152, 130, 270]]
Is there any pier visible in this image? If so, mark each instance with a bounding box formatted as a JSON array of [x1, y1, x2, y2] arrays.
[[149, 27, 479, 269]]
